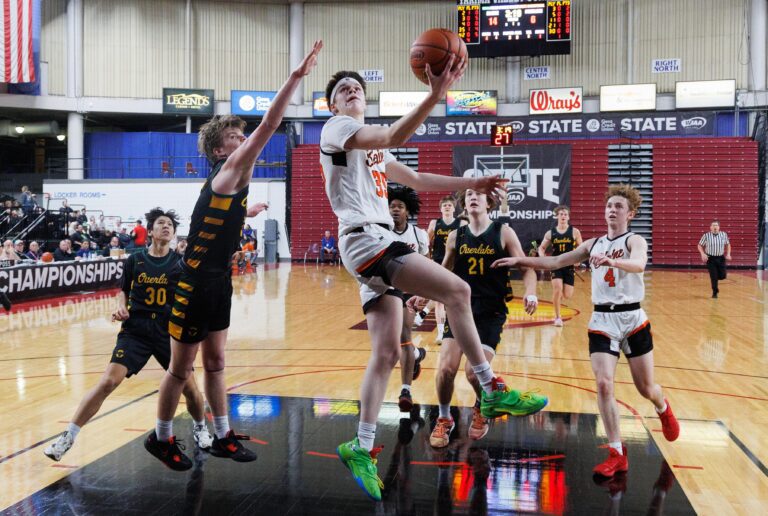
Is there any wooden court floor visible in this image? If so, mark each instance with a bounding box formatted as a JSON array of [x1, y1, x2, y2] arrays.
[[1, 264, 766, 514]]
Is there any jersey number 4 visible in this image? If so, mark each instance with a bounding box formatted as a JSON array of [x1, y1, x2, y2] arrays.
[[603, 268, 616, 287]]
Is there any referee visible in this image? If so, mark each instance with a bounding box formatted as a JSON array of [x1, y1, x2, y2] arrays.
[[697, 220, 731, 298]]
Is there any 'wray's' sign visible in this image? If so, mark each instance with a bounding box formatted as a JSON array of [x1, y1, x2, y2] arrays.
[[529, 87, 583, 115]]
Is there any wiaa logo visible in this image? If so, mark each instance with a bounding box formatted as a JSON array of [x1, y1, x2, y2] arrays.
[[681, 117, 707, 129], [507, 189, 525, 206], [510, 121, 524, 133]]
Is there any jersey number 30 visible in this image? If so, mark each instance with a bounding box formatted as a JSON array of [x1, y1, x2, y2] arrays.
[[145, 287, 167, 306]]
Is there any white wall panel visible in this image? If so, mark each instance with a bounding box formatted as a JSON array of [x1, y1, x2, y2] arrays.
[[193, 1, 289, 100], [303, 2, 507, 102], [523, 0, 627, 97], [41, 0, 67, 96], [84, 0, 186, 98], [632, 0, 748, 92]]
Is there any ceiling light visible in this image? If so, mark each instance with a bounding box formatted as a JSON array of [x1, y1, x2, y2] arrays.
[[14, 125, 25, 134], [56, 134, 66, 141]]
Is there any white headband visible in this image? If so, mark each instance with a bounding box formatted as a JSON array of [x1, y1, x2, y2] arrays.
[[329, 77, 363, 111]]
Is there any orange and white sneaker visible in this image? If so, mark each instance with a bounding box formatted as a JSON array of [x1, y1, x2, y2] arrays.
[[593, 445, 628, 477], [658, 399, 680, 441], [429, 417, 455, 448], [468, 405, 490, 441]]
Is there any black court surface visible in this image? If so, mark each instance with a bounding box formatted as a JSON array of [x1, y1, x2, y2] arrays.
[[5, 394, 694, 515]]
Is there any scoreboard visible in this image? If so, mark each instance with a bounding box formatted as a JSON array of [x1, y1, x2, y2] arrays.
[[458, 0, 571, 58]]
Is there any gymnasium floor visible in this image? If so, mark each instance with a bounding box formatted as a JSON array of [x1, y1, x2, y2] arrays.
[[1, 264, 766, 514]]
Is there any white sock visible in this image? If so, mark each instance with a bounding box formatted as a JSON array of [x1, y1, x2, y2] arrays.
[[401, 384, 411, 392], [437, 326, 444, 339], [439, 403, 451, 419], [213, 416, 230, 439], [412, 347, 419, 359], [66, 422, 81, 441], [421, 308, 430, 316], [156, 419, 173, 442], [609, 441, 623, 454], [357, 421, 376, 451], [193, 418, 206, 428], [655, 401, 668, 414], [472, 362, 496, 393]]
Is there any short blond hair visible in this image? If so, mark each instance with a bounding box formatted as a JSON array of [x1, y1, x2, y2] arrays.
[[553, 204, 570, 216], [605, 184, 642, 212], [198, 115, 247, 163]]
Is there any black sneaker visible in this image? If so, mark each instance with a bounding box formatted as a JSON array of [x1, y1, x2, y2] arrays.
[[210, 430, 257, 462], [0, 292, 11, 312], [412, 347, 427, 381], [144, 430, 192, 471], [398, 388, 413, 412]]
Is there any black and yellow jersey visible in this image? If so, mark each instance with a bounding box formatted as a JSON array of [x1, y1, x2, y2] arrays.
[[184, 159, 249, 276], [452, 221, 509, 313], [551, 225, 576, 256], [432, 218, 461, 263], [122, 249, 182, 317]]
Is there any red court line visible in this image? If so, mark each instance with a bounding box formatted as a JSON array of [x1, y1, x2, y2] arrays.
[[249, 438, 268, 445], [515, 454, 566, 463], [673, 465, 704, 470], [307, 451, 337, 459], [411, 461, 466, 467]]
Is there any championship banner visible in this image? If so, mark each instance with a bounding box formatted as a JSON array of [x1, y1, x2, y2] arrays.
[[0, 259, 126, 302], [453, 145, 571, 254]]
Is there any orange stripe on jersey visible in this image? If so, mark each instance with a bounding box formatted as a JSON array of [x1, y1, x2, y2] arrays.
[[171, 308, 185, 319], [355, 248, 388, 274], [169, 322, 183, 340], [186, 259, 201, 269], [203, 216, 224, 226], [177, 281, 193, 292], [198, 232, 216, 240], [208, 196, 232, 211], [628, 320, 650, 337], [192, 246, 208, 253], [174, 295, 189, 306]]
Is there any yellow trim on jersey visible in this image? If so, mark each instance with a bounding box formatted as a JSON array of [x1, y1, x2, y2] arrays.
[[192, 246, 208, 253], [203, 216, 224, 226], [174, 295, 189, 306], [169, 322, 183, 340], [199, 231, 216, 240], [186, 259, 201, 269], [177, 281, 194, 292], [208, 196, 233, 211], [171, 308, 185, 319]]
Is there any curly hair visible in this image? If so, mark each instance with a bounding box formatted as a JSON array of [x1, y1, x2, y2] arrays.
[[197, 115, 247, 164], [324, 71, 367, 108], [457, 189, 498, 212], [605, 184, 642, 212], [145, 207, 180, 231], [387, 185, 421, 216]]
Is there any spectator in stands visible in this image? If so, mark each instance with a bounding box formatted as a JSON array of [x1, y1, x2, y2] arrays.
[[320, 229, 337, 263], [1, 200, 11, 215], [25, 241, 41, 261], [243, 224, 254, 241], [103, 236, 122, 257], [9, 209, 23, 227], [13, 240, 25, 258], [98, 229, 114, 248], [59, 199, 73, 218], [175, 238, 187, 257], [20, 186, 36, 217], [130, 219, 148, 248], [0, 239, 21, 267], [54, 239, 75, 262], [75, 240, 93, 260], [117, 227, 132, 248], [70, 224, 87, 244]]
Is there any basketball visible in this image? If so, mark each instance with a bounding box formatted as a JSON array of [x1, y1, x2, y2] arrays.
[[409, 28, 467, 85], [41, 252, 54, 263]]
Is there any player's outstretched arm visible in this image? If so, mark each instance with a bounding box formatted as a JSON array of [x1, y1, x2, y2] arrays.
[[386, 161, 507, 203], [493, 238, 593, 270], [590, 234, 646, 272], [346, 56, 467, 150], [216, 41, 323, 192]]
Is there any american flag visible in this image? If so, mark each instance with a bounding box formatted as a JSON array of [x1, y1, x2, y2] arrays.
[[0, 0, 35, 84]]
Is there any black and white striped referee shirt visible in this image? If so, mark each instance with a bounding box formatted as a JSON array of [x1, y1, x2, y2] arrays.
[[699, 232, 730, 257]]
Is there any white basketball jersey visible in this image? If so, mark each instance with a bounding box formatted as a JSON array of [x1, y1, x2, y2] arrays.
[[590, 232, 645, 305], [320, 116, 395, 236], [392, 223, 429, 256]]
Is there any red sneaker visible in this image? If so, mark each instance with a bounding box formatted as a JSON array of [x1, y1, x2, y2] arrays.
[[593, 446, 628, 477], [658, 399, 679, 441]]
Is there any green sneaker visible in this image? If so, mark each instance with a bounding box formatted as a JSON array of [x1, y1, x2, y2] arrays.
[[480, 377, 548, 418], [337, 437, 385, 501]]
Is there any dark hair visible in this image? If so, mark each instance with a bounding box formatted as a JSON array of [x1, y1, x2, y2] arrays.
[[145, 207, 180, 231], [387, 185, 421, 216], [324, 71, 367, 107]]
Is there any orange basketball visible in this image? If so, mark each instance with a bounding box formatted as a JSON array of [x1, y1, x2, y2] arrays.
[[409, 28, 468, 85], [41, 252, 54, 263]]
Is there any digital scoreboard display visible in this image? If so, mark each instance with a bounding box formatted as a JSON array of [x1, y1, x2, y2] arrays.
[[490, 124, 514, 146], [458, 0, 571, 58]]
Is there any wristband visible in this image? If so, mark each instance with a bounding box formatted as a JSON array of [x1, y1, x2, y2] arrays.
[[525, 295, 538, 304]]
